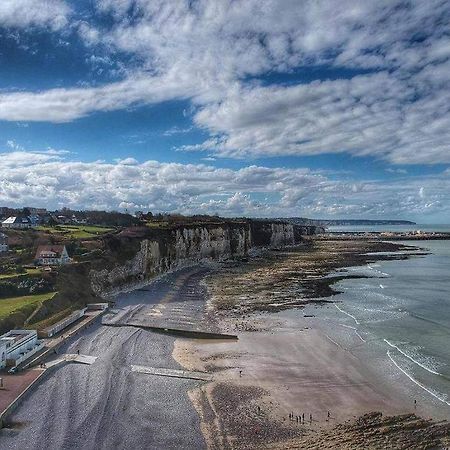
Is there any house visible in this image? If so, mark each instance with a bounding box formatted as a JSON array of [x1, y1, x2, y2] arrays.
[[35, 245, 71, 266], [0, 233, 7, 253], [0, 330, 43, 369], [28, 215, 42, 226], [2, 216, 33, 229]]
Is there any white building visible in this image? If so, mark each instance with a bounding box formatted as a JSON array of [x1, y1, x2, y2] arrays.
[[35, 245, 71, 266], [1, 216, 32, 229], [0, 340, 6, 369], [0, 330, 43, 368], [0, 233, 7, 253]]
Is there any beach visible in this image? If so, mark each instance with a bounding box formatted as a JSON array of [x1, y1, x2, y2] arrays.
[[173, 239, 450, 449], [1, 239, 449, 449]]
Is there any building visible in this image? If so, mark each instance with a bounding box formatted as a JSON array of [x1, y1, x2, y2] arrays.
[[40, 308, 87, 338], [0, 330, 43, 369], [0, 340, 6, 369], [35, 245, 70, 266], [1, 216, 32, 229], [0, 233, 7, 253]]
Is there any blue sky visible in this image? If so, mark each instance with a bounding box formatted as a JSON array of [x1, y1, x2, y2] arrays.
[[0, 0, 449, 222]]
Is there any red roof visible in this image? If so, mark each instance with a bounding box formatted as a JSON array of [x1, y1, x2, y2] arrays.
[[35, 245, 66, 259]]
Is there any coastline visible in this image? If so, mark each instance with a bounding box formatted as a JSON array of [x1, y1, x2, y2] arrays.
[[173, 238, 450, 449], [2, 238, 449, 449]]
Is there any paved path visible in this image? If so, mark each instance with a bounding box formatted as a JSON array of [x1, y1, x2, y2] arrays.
[[0, 267, 209, 450], [131, 364, 213, 382]]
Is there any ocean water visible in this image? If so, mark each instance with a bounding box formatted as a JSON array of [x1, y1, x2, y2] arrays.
[[326, 240, 450, 413], [328, 224, 450, 233]]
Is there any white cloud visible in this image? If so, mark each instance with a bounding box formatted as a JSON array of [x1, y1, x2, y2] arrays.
[[0, 150, 449, 220], [189, 71, 450, 164], [0, 0, 70, 30], [1, 1, 450, 166]]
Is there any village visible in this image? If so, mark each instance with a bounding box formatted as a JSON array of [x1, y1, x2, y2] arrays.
[[0, 207, 124, 375]]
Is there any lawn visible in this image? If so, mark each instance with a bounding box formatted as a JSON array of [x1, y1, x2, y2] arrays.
[[37, 225, 114, 239], [0, 292, 56, 320], [0, 268, 42, 280]]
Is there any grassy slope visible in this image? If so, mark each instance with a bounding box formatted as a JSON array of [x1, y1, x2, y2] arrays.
[[0, 292, 56, 320], [36, 225, 114, 239], [0, 268, 42, 280]]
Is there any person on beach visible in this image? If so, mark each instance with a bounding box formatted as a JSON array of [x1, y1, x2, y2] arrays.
[[310, 414, 312, 424], [302, 413, 305, 423]]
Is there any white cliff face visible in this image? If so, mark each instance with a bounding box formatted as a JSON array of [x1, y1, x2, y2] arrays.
[[269, 223, 295, 247], [90, 224, 252, 296], [90, 221, 305, 296]]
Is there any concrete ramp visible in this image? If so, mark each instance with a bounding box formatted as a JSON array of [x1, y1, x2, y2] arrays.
[[131, 364, 213, 382], [64, 354, 97, 365], [45, 354, 97, 369]]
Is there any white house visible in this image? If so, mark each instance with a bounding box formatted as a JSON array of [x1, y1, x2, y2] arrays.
[[0, 330, 42, 368], [1, 216, 32, 229], [0, 233, 7, 253], [35, 245, 70, 266]]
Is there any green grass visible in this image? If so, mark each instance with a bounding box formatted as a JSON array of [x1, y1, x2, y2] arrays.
[[145, 221, 170, 228], [28, 307, 74, 330], [0, 268, 42, 280], [0, 292, 56, 320], [37, 224, 114, 239]]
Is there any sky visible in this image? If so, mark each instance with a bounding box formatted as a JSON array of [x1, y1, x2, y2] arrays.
[[0, 0, 450, 222]]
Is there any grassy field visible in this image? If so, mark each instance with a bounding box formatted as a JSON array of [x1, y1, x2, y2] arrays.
[[37, 224, 114, 239], [0, 268, 42, 280], [0, 292, 56, 320]]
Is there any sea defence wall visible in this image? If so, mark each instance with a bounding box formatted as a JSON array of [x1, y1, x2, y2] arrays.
[[89, 220, 319, 296]]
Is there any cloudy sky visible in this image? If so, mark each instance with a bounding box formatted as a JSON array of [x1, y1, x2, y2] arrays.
[[1, 0, 450, 222]]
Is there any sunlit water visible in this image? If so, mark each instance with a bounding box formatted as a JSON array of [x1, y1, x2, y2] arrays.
[[328, 224, 450, 233], [326, 240, 450, 412]]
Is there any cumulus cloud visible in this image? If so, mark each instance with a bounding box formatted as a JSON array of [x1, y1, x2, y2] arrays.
[[0, 151, 448, 220], [1, 1, 450, 165], [189, 71, 450, 164], [0, 0, 70, 30]]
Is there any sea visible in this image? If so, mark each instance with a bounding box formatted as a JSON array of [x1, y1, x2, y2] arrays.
[[298, 225, 450, 417]]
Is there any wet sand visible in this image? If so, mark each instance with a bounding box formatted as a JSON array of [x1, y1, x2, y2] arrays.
[[173, 314, 415, 449], [172, 240, 450, 449]]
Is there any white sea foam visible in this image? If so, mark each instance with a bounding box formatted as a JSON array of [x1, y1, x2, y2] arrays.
[[355, 330, 366, 343], [387, 350, 450, 406], [339, 323, 366, 342], [335, 303, 360, 325], [325, 335, 342, 348], [384, 339, 441, 376]]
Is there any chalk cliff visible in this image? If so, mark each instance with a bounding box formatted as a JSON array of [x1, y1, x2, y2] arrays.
[[90, 220, 319, 296]]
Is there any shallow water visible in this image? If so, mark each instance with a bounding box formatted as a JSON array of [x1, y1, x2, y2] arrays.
[[326, 240, 450, 413], [328, 224, 450, 233]]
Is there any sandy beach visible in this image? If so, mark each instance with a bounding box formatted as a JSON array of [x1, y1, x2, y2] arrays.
[[173, 239, 450, 449], [1, 239, 449, 449]]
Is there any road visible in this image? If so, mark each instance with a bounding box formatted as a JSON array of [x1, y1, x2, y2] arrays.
[[0, 267, 210, 450]]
